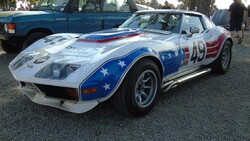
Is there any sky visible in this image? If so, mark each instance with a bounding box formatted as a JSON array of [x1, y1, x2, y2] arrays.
[[157, 0, 250, 9]]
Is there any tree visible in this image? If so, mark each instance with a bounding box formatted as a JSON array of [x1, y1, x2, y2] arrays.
[[196, 0, 215, 16], [178, 0, 215, 16], [134, 0, 147, 5], [150, 0, 159, 9], [178, 0, 196, 10]]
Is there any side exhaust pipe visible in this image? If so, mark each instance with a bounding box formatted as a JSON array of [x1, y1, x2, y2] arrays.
[[161, 68, 211, 92]]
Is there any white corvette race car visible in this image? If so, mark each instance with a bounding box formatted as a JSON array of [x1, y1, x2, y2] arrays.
[[9, 10, 232, 117]]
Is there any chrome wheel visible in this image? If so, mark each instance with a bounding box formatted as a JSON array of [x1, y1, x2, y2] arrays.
[[111, 58, 161, 117], [134, 70, 158, 108]]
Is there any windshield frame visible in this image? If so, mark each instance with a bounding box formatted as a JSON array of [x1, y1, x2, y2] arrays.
[[119, 12, 183, 34]]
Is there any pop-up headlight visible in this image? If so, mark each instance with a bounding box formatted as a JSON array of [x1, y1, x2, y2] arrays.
[[35, 63, 80, 79]]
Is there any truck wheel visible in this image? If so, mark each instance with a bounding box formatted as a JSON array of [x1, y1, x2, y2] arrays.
[[211, 40, 232, 74], [22, 32, 48, 50], [111, 58, 161, 117], [1, 40, 21, 54]]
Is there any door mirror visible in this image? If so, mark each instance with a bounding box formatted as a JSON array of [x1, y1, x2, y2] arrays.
[[190, 27, 200, 34]]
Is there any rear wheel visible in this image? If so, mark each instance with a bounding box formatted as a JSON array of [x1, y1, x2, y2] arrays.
[[211, 40, 232, 74], [1, 40, 21, 54], [111, 58, 161, 117], [22, 32, 48, 50]]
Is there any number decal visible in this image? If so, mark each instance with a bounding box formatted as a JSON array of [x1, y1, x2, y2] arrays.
[[190, 40, 206, 64], [197, 41, 205, 62], [43, 36, 68, 45], [191, 42, 198, 63]]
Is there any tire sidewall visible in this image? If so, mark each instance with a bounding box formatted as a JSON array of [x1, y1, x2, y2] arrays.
[[122, 59, 161, 116], [219, 41, 232, 73]]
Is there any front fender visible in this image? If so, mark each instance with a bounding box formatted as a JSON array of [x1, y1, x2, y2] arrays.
[[79, 47, 163, 101]]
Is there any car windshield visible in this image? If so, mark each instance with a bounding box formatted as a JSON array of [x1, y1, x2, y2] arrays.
[[120, 12, 182, 33], [33, 0, 70, 11]]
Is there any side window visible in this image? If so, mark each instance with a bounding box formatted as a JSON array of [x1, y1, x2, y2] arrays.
[[68, 0, 81, 12], [103, 0, 131, 13], [81, 0, 100, 12], [181, 15, 204, 34], [203, 16, 215, 29]]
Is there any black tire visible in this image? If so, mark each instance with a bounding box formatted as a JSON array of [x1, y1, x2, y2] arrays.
[[111, 58, 161, 117], [211, 40, 232, 74], [22, 32, 48, 50], [1, 40, 21, 54]]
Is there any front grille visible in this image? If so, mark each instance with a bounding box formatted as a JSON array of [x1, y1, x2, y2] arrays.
[[20, 82, 79, 101]]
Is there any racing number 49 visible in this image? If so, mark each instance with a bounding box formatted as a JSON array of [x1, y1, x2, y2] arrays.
[[191, 41, 206, 63]]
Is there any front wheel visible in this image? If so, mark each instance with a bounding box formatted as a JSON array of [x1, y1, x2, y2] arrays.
[[210, 40, 232, 74], [111, 58, 161, 117]]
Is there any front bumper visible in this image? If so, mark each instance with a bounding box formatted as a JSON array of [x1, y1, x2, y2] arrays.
[[19, 84, 99, 114], [0, 32, 25, 43]]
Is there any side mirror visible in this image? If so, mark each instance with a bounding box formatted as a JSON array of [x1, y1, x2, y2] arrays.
[[186, 27, 200, 37], [190, 27, 200, 34]]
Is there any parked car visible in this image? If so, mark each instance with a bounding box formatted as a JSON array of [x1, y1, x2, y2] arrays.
[[211, 9, 230, 30], [9, 10, 232, 117], [0, 0, 138, 53]]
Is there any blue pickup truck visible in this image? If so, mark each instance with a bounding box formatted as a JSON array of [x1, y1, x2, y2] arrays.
[[0, 0, 138, 53]]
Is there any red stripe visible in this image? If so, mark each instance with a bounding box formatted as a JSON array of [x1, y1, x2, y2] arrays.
[[206, 34, 225, 58], [76, 33, 140, 43]]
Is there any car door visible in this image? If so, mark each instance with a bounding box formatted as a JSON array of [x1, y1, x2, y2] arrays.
[[179, 14, 207, 68], [66, 0, 103, 33]]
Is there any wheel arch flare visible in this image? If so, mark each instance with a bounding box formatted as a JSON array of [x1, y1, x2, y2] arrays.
[[79, 47, 163, 101]]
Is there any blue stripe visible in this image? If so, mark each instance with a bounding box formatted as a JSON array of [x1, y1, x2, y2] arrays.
[[80, 48, 153, 101]]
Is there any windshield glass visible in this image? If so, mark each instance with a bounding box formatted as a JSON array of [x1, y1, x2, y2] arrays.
[[120, 12, 182, 33], [33, 0, 70, 11]]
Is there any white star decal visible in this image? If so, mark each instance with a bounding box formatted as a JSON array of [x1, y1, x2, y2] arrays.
[[161, 55, 165, 60], [181, 60, 184, 65], [118, 60, 126, 68], [100, 67, 109, 76], [103, 83, 110, 90], [168, 53, 172, 58], [181, 50, 184, 54]]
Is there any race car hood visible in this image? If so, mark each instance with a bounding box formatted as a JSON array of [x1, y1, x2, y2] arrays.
[[22, 29, 144, 60], [31, 28, 175, 57]]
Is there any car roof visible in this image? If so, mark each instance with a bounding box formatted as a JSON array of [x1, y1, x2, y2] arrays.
[[136, 9, 203, 16]]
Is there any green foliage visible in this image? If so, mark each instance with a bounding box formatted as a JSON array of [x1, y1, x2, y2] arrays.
[[0, 0, 39, 9]]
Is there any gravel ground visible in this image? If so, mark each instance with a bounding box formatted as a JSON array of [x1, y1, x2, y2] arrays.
[[0, 32, 250, 141]]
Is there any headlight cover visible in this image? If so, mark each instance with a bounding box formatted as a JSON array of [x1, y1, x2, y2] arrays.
[[11, 55, 34, 70], [35, 63, 80, 80]]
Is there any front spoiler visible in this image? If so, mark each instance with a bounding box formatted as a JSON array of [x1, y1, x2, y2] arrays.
[[20, 86, 99, 114]]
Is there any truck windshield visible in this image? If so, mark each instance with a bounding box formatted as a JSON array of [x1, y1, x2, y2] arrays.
[[33, 0, 70, 11]]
